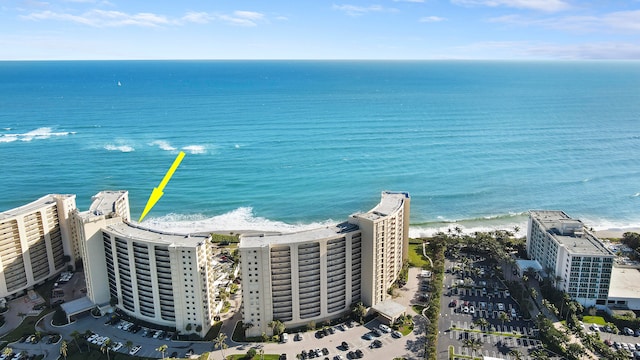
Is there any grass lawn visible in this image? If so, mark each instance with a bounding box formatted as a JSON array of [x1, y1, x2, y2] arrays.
[[582, 316, 606, 325], [407, 244, 429, 268], [1, 310, 55, 342], [411, 305, 425, 315], [398, 325, 413, 336]]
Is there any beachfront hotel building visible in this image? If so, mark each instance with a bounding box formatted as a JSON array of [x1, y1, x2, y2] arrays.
[[0, 195, 77, 299], [527, 210, 614, 307], [72, 191, 218, 337], [239, 191, 410, 337]]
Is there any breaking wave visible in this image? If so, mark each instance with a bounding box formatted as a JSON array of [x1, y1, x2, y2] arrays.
[[150, 140, 177, 152], [140, 207, 337, 235], [0, 127, 73, 143], [104, 144, 135, 152]]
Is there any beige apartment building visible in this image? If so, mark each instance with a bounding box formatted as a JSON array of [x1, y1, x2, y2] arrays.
[[239, 191, 410, 337], [527, 210, 614, 307], [72, 191, 218, 337], [0, 194, 77, 299]]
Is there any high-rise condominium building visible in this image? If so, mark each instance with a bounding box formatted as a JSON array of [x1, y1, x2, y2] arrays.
[[73, 191, 218, 336], [0, 194, 77, 299], [239, 191, 410, 337], [527, 210, 614, 307]]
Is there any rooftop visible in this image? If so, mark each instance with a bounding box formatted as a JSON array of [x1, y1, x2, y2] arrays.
[[355, 191, 409, 221], [105, 222, 210, 247], [0, 194, 75, 221], [530, 210, 613, 257], [88, 190, 127, 216], [609, 266, 640, 300], [239, 222, 359, 248]]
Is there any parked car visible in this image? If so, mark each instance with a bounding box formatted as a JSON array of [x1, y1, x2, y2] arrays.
[[379, 324, 391, 333], [129, 346, 141, 355], [341, 341, 350, 350], [392, 330, 402, 338]]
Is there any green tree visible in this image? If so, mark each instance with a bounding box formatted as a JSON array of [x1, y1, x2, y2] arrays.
[[566, 343, 584, 360], [462, 338, 482, 357], [508, 349, 523, 360], [498, 311, 510, 328], [125, 340, 134, 353], [156, 344, 168, 360], [268, 319, 285, 336], [70, 330, 83, 353], [60, 340, 68, 360], [213, 333, 228, 359], [101, 339, 112, 360], [246, 348, 257, 358], [473, 317, 489, 330], [3, 348, 13, 357], [352, 302, 367, 324]]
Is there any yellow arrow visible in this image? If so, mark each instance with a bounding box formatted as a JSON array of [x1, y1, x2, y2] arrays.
[[138, 151, 186, 222]]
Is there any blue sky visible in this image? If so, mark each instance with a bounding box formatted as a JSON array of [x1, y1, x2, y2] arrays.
[[2, 0, 640, 60]]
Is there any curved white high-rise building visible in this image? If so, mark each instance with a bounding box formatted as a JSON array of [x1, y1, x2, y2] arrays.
[[239, 191, 410, 337], [73, 191, 218, 337]]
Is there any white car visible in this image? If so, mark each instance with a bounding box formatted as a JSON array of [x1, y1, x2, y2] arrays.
[[469, 306, 475, 315], [379, 324, 391, 333], [392, 330, 402, 338], [111, 342, 123, 351], [497, 303, 505, 311], [129, 345, 141, 355], [504, 290, 510, 297]]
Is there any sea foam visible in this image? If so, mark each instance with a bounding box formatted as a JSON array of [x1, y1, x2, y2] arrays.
[[104, 144, 135, 152], [1, 127, 71, 142], [141, 207, 336, 235], [150, 140, 177, 151], [182, 145, 207, 154]]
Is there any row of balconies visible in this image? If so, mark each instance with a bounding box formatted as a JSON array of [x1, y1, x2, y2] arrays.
[[298, 264, 320, 274], [272, 273, 291, 281]]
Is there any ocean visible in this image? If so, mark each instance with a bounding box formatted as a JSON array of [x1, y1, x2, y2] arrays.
[[1, 60, 639, 238]]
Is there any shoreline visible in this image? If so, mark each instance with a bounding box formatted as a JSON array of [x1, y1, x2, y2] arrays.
[[200, 227, 640, 240]]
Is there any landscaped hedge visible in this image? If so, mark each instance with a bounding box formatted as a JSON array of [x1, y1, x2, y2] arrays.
[[422, 240, 445, 360]]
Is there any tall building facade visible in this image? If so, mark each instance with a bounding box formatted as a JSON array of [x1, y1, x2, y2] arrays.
[[73, 191, 218, 337], [239, 191, 410, 337], [527, 210, 614, 307], [0, 195, 77, 299]]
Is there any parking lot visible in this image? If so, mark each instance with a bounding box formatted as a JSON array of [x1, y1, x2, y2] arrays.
[[437, 253, 539, 359]]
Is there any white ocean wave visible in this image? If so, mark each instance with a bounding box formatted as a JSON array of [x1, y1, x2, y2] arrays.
[[0, 135, 18, 143], [150, 140, 177, 151], [1, 127, 71, 143], [104, 144, 135, 152], [182, 145, 206, 154], [140, 207, 336, 235]]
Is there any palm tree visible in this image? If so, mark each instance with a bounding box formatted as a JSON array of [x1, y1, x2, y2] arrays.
[[268, 319, 285, 336], [462, 338, 482, 356], [530, 348, 549, 360], [101, 339, 112, 360], [473, 318, 489, 331], [124, 340, 134, 354], [498, 311, 510, 330], [60, 340, 68, 360], [213, 333, 228, 359], [259, 348, 264, 360], [3, 348, 13, 358], [70, 330, 82, 353], [530, 288, 538, 300], [156, 344, 168, 360], [508, 349, 523, 360]]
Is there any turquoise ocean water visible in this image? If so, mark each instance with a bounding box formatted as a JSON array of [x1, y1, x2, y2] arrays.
[[1, 60, 639, 237]]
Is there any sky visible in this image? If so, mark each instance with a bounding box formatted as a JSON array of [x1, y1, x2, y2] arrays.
[[1, 0, 640, 60]]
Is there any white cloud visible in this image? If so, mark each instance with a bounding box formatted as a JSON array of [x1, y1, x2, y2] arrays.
[[452, 0, 570, 12], [454, 40, 640, 59], [21, 9, 173, 27], [181, 11, 212, 24], [21, 8, 269, 27], [489, 10, 640, 33], [332, 4, 398, 17], [420, 16, 446, 22]]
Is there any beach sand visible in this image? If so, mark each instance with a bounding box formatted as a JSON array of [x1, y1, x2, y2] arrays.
[[595, 227, 640, 239]]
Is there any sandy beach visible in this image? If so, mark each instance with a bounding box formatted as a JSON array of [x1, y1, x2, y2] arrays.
[[595, 227, 640, 239]]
